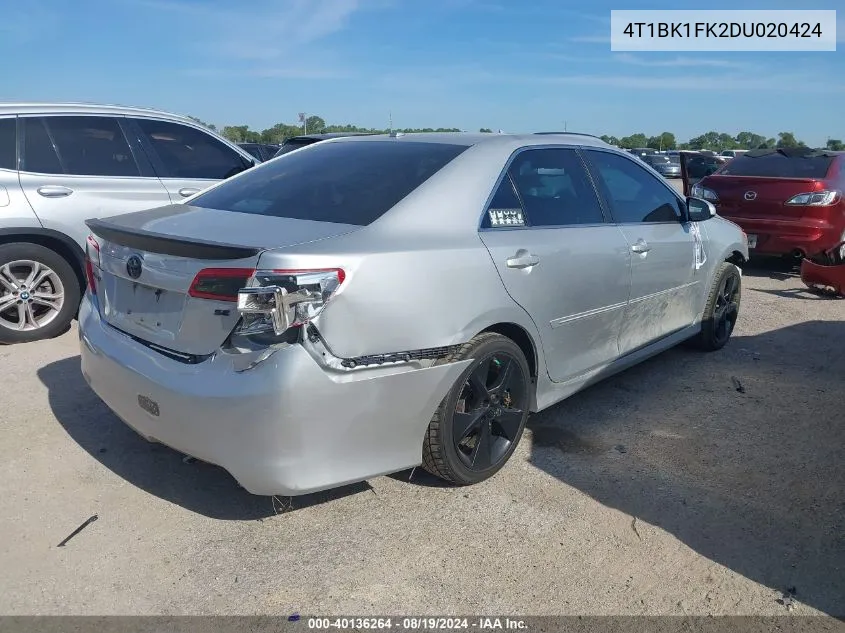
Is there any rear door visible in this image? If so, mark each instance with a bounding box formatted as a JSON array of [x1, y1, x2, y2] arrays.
[[17, 115, 171, 248], [126, 117, 254, 203], [478, 146, 631, 384], [583, 148, 701, 355]]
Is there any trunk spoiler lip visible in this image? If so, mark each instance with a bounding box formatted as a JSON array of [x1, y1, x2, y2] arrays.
[[85, 218, 265, 260]]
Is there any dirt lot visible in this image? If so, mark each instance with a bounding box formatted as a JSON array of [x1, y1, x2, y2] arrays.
[[1, 255, 843, 618]]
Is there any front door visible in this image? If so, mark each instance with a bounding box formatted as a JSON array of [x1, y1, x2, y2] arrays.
[[17, 115, 171, 248], [479, 147, 632, 384], [126, 117, 253, 203], [583, 148, 702, 355]]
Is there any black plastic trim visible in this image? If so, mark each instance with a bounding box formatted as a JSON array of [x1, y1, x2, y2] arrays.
[[108, 323, 213, 364], [85, 218, 262, 259]]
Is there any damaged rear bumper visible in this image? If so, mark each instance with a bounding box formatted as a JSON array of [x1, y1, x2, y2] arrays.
[[801, 259, 845, 297], [77, 295, 470, 496]]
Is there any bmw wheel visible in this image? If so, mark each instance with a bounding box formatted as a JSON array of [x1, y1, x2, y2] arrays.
[[0, 243, 80, 344]]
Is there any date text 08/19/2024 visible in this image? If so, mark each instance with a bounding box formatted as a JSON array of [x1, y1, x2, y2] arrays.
[[308, 617, 528, 630], [620, 21, 824, 39]]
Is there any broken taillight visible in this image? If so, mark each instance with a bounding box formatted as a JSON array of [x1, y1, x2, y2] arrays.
[[235, 268, 345, 338], [85, 235, 100, 296], [188, 268, 257, 302]]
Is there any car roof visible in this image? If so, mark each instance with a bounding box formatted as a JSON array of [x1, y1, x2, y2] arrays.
[[318, 131, 614, 150], [285, 133, 378, 142], [0, 101, 198, 124]]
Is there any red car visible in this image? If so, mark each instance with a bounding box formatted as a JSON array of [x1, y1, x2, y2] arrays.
[[686, 148, 845, 262]]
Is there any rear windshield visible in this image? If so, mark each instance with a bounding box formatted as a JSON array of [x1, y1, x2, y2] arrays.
[[647, 155, 670, 164], [719, 153, 835, 178], [274, 138, 316, 157], [192, 140, 468, 225]]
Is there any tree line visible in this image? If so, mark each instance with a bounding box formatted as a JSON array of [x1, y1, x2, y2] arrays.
[[188, 115, 461, 144], [600, 131, 843, 151], [188, 116, 843, 152]]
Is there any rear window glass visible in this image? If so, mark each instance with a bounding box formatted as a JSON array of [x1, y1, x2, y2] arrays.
[[192, 140, 468, 225], [719, 153, 834, 178], [274, 139, 315, 156]]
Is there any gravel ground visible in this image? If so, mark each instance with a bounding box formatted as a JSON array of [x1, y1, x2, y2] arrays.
[[1, 252, 843, 618]]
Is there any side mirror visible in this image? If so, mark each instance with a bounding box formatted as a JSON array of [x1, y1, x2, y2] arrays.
[[687, 196, 716, 222]]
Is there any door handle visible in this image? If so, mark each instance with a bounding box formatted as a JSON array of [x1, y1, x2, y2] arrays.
[[36, 185, 73, 198], [631, 239, 651, 254], [506, 253, 540, 269], [178, 187, 201, 198]]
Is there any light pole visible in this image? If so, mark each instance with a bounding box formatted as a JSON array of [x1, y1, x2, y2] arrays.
[[298, 112, 307, 135]]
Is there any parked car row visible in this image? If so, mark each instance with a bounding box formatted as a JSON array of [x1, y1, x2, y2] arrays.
[[9, 101, 831, 500]]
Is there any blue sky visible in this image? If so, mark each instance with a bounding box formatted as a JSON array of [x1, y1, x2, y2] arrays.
[[1, 0, 842, 145]]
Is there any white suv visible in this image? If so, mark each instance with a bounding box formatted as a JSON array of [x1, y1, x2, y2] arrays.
[[0, 103, 257, 343]]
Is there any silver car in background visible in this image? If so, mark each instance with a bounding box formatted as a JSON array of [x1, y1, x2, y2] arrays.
[[79, 133, 748, 496], [643, 153, 681, 178], [0, 103, 256, 344]]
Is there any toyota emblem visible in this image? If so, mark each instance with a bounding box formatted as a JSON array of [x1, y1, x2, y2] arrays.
[[126, 255, 143, 279], [744, 191, 757, 201]]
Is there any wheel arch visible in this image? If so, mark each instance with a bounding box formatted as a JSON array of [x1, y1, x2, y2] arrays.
[[478, 321, 540, 402], [0, 228, 86, 291], [725, 249, 747, 266]]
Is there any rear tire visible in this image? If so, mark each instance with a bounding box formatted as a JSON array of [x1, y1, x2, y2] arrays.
[[422, 333, 531, 486], [690, 262, 742, 352], [0, 243, 80, 345]]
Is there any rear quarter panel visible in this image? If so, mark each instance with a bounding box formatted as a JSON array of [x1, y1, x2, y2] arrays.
[[255, 140, 548, 365]]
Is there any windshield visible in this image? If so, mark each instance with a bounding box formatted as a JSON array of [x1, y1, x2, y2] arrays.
[[191, 140, 469, 226], [647, 155, 670, 164], [668, 155, 680, 164], [719, 151, 835, 178]]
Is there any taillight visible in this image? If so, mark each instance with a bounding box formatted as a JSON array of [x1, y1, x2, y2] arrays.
[[188, 268, 256, 301], [85, 235, 100, 296], [785, 190, 841, 206], [235, 268, 345, 338]]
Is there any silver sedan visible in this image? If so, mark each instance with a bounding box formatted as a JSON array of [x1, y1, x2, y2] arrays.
[[78, 133, 748, 496]]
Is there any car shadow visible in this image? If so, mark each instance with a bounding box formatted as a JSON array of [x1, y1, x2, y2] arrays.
[[741, 256, 800, 281], [525, 320, 845, 617], [37, 356, 372, 521]]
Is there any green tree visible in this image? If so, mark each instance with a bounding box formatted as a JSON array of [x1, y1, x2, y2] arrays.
[[304, 115, 326, 134], [826, 139, 845, 151], [479, 128, 493, 133], [619, 133, 648, 148], [600, 135, 620, 145], [735, 131, 767, 150], [646, 132, 676, 150], [776, 132, 804, 148], [221, 125, 259, 143]]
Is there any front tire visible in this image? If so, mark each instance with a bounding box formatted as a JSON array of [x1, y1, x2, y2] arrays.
[[422, 333, 531, 486], [691, 261, 742, 352], [0, 243, 80, 345]]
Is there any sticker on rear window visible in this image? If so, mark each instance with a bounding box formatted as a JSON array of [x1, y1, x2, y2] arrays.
[[489, 208, 525, 227]]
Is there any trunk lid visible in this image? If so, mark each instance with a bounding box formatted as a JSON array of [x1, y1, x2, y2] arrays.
[[86, 204, 361, 357], [701, 175, 826, 219]]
